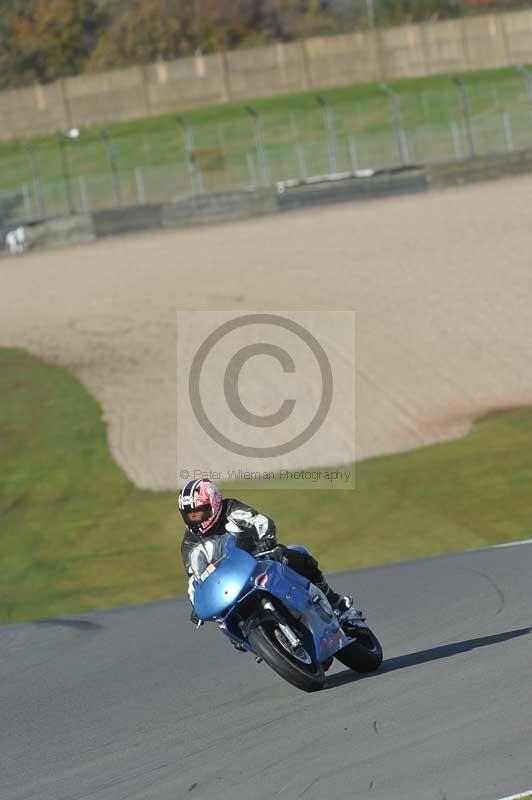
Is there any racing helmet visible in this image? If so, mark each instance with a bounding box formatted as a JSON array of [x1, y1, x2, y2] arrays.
[[178, 478, 223, 534]]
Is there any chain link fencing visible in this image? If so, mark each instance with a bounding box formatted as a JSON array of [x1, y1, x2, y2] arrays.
[[2, 76, 532, 227]]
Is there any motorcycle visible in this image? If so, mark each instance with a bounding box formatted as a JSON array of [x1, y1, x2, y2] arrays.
[[191, 533, 383, 692]]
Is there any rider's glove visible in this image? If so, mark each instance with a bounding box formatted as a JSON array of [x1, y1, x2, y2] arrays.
[[190, 609, 204, 627], [269, 544, 289, 564]]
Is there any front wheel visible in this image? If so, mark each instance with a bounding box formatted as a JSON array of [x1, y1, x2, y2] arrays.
[[335, 626, 383, 673], [248, 620, 325, 692]]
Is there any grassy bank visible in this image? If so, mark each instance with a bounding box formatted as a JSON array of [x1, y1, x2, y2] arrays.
[[1, 347, 532, 624], [1, 65, 526, 174]]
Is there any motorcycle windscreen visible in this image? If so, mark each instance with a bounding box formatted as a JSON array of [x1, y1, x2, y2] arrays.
[[193, 546, 257, 620]]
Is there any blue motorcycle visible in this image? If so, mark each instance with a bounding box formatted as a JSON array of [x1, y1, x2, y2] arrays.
[[191, 533, 383, 692]]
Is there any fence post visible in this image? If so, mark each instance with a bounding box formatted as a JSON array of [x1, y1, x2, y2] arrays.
[[348, 135, 360, 171], [450, 119, 462, 160], [316, 96, 339, 173], [78, 176, 90, 212], [135, 167, 146, 205], [177, 115, 204, 194], [21, 139, 45, 218], [380, 84, 410, 165], [58, 134, 74, 215], [21, 184, 32, 218], [100, 129, 123, 207], [502, 112, 514, 152], [245, 106, 270, 186], [450, 76, 475, 158]]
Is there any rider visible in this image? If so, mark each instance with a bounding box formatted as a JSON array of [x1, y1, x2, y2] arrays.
[[179, 478, 354, 624]]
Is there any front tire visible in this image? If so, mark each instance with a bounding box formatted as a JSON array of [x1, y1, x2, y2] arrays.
[[248, 620, 325, 692], [335, 626, 383, 673]]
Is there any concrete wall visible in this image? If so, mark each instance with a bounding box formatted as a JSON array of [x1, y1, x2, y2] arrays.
[[2, 10, 532, 140]]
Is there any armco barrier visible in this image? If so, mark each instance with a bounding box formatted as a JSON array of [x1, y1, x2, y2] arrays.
[[428, 149, 532, 189], [161, 188, 278, 228], [0, 213, 94, 256], [26, 214, 95, 248], [92, 204, 162, 237]]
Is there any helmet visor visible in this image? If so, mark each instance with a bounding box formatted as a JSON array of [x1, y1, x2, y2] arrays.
[[181, 503, 212, 527]]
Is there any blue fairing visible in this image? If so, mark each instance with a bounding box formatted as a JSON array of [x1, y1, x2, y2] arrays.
[[191, 537, 352, 662], [193, 542, 257, 620], [242, 559, 349, 661]]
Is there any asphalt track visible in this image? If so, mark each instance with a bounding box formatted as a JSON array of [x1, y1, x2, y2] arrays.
[[2, 544, 531, 800]]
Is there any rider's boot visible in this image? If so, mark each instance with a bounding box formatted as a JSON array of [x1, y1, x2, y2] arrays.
[[315, 579, 354, 614], [327, 590, 354, 614], [318, 582, 366, 624]]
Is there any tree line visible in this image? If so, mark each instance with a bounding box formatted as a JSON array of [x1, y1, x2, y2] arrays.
[[0, 0, 527, 90]]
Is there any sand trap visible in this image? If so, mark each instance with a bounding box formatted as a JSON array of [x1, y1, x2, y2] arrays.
[[1, 176, 532, 490]]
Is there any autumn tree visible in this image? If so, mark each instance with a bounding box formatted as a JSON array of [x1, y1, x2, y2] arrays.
[[88, 0, 342, 70], [202, 0, 337, 49], [9, 0, 106, 85], [0, 1, 36, 88], [88, 0, 202, 70]]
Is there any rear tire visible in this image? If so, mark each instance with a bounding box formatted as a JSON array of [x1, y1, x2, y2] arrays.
[[335, 626, 383, 673], [248, 621, 325, 692]]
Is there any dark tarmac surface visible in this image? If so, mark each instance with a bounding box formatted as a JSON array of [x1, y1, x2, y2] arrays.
[[2, 544, 531, 800]]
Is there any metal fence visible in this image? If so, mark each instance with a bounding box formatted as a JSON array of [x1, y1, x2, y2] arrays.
[[2, 73, 532, 226]]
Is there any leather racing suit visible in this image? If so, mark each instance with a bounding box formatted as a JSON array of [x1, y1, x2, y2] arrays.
[[181, 497, 332, 607]]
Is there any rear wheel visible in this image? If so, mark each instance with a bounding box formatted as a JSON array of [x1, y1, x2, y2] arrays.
[[248, 620, 325, 692], [335, 626, 383, 673]]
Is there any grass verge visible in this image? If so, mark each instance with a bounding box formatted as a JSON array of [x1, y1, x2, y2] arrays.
[[494, 795, 532, 800], [2, 346, 532, 624]]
